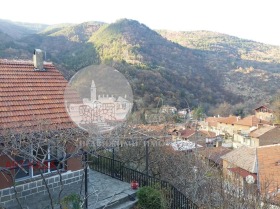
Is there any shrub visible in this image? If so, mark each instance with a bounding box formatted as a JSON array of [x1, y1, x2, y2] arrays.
[[61, 193, 82, 209], [137, 186, 166, 209]]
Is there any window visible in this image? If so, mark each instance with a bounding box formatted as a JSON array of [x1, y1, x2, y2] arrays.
[[32, 145, 49, 176], [49, 144, 65, 171], [14, 155, 31, 179], [14, 143, 65, 180]]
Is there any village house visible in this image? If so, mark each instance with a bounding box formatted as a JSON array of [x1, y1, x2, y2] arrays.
[[198, 146, 231, 168], [233, 124, 280, 148], [171, 127, 221, 148], [250, 125, 280, 146], [232, 115, 261, 148], [257, 145, 280, 200], [232, 129, 253, 148], [233, 115, 260, 133], [221, 146, 257, 194], [221, 145, 280, 202], [171, 128, 196, 141], [202, 116, 239, 137], [199, 117, 216, 132], [216, 116, 239, 137], [203, 114, 277, 149], [255, 105, 274, 122], [0, 51, 85, 208], [198, 130, 219, 146]]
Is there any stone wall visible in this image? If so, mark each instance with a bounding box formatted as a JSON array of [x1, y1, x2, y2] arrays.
[[0, 169, 84, 209]]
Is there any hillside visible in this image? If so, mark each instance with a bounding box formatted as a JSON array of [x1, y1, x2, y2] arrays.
[[0, 19, 47, 39], [0, 19, 280, 112], [159, 30, 280, 103], [158, 30, 280, 67], [89, 19, 238, 108], [43, 21, 105, 42], [0, 21, 101, 77]]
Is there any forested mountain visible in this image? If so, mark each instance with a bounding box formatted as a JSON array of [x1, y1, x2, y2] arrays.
[[158, 30, 280, 108], [0, 18, 280, 112], [158, 30, 280, 65], [0, 19, 47, 39]]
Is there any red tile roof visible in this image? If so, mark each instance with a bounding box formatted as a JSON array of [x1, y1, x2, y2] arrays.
[[217, 116, 238, 124], [234, 115, 260, 127], [257, 144, 280, 195], [180, 129, 195, 138], [255, 105, 273, 113], [221, 146, 257, 173], [0, 59, 77, 133], [228, 167, 257, 181], [205, 117, 219, 127]]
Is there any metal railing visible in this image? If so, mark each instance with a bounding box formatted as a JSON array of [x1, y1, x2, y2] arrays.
[[90, 154, 198, 209]]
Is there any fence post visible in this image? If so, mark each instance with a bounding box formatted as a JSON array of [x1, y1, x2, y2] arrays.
[[120, 162, 124, 181], [83, 151, 88, 209], [112, 148, 115, 177]]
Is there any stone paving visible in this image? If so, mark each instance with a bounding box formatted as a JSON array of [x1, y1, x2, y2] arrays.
[[88, 170, 136, 209], [0, 169, 135, 209]]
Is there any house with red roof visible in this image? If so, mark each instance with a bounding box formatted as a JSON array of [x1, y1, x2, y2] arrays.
[[255, 105, 274, 122], [232, 115, 269, 148], [205, 116, 238, 137], [171, 127, 221, 148], [221, 146, 257, 188], [171, 128, 196, 141], [0, 51, 85, 208], [221, 145, 280, 203], [203, 114, 276, 149], [232, 122, 280, 148], [233, 115, 261, 131], [257, 145, 280, 201], [201, 117, 220, 135]]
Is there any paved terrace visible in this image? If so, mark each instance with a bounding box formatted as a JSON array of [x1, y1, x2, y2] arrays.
[[88, 170, 137, 209]]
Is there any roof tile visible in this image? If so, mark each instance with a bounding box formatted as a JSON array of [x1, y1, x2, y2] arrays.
[[0, 59, 78, 133], [221, 146, 257, 173]]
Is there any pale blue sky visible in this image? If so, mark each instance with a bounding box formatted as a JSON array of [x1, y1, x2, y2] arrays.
[[1, 0, 280, 46]]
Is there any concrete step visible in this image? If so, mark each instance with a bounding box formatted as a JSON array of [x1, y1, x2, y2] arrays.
[[90, 188, 137, 209], [113, 199, 138, 209]]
